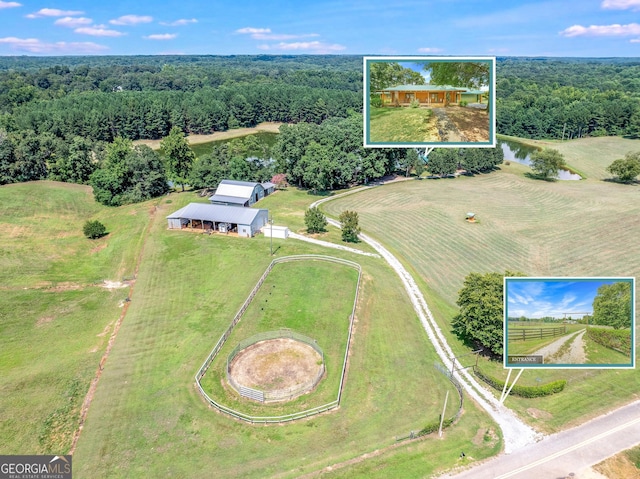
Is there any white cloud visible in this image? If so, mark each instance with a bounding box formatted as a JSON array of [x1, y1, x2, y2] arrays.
[[631, 38, 640, 42], [260, 41, 346, 53], [602, 0, 640, 10], [0, 1, 21, 9], [75, 26, 126, 37], [54, 17, 92, 28], [560, 23, 640, 37], [0, 36, 107, 53], [110, 15, 153, 26], [26, 8, 83, 18], [160, 18, 197, 26], [236, 27, 271, 34], [417, 47, 443, 53], [144, 33, 177, 40], [236, 27, 318, 40], [253, 32, 319, 40]]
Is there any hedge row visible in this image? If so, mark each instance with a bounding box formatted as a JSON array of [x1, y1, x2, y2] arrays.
[[586, 327, 632, 355], [474, 367, 567, 398], [418, 416, 456, 437]]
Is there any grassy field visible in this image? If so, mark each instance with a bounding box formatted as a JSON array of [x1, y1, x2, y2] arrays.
[[199, 259, 358, 417], [583, 331, 632, 365], [368, 107, 438, 143], [498, 134, 640, 180], [0, 181, 154, 454], [506, 323, 583, 355], [322, 136, 640, 433], [68, 188, 500, 477], [595, 444, 640, 478]]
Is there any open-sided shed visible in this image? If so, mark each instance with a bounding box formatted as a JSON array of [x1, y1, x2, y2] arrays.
[[167, 203, 268, 237]]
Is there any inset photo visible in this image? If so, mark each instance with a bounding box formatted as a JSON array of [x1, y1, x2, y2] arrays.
[[363, 56, 496, 148], [504, 277, 635, 369]]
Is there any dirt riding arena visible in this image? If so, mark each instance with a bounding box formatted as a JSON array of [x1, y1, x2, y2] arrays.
[[229, 338, 323, 395]]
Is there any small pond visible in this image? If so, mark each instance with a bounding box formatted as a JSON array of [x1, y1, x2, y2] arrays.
[[498, 138, 581, 180]]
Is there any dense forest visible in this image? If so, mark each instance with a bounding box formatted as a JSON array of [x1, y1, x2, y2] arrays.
[[0, 55, 639, 196]]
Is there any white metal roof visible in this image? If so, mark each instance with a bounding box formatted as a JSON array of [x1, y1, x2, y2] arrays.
[[167, 203, 267, 225]]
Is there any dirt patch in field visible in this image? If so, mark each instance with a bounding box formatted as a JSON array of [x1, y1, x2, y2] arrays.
[[526, 407, 553, 420], [36, 315, 55, 326], [229, 338, 322, 392], [438, 106, 490, 142], [133, 122, 283, 150]]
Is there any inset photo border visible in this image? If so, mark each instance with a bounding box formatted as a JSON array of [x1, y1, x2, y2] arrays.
[[363, 56, 496, 148], [504, 277, 635, 369]]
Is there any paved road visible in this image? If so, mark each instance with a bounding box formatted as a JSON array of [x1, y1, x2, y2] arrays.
[[442, 400, 640, 479]]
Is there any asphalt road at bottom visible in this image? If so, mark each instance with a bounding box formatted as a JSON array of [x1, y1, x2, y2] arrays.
[[442, 400, 640, 479]]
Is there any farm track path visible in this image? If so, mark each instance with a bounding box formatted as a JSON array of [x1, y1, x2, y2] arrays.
[[311, 190, 541, 454], [69, 203, 160, 454], [534, 329, 586, 364]]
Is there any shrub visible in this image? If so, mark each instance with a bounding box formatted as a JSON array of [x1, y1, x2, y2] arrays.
[[460, 100, 468, 107], [83, 220, 106, 239], [410, 99, 420, 108], [370, 96, 383, 108], [586, 327, 632, 355], [474, 367, 566, 398], [304, 207, 327, 234]]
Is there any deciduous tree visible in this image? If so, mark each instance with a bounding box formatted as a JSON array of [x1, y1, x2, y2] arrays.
[[339, 210, 360, 243], [160, 126, 196, 191], [592, 282, 632, 329], [304, 207, 327, 234], [607, 152, 640, 183], [529, 148, 566, 180]]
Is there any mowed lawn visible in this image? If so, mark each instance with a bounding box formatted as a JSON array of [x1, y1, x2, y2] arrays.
[[322, 142, 640, 433], [368, 107, 438, 143], [0, 181, 153, 454], [199, 259, 359, 417], [73, 190, 500, 478]]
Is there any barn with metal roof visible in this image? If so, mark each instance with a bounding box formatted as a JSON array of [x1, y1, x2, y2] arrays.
[[209, 180, 276, 207], [166, 203, 268, 237]]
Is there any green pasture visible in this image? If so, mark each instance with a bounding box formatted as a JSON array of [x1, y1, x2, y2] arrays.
[[498, 134, 640, 181], [368, 107, 437, 143], [0, 181, 153, 454], [71, 189, 499, 477], [199, 259, 358, 417], [506, 324, 584, 355], [322, 137, 640, 432]]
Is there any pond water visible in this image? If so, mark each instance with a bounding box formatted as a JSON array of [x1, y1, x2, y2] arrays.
[[498, 138, 581, 180], [190, 132, 278, 158]]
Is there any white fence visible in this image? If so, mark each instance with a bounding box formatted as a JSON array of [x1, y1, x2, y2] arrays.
[[194, 255, 362, 423]]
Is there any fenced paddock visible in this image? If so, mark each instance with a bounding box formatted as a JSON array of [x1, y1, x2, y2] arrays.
[[508, 326, 567, 341], [226, 329, 325, 402], [194, 255, 361, 423]]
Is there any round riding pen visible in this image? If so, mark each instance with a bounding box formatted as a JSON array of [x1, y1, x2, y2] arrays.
[[194, 255, 361, 423], [226, 330, 325, 403]]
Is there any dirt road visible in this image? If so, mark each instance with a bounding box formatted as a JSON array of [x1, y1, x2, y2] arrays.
[[534, 329, 586, 364]]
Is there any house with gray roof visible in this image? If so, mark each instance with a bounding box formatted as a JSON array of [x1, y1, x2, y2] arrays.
[[209, 180, 275, 207], [167, 203, 268, 237]]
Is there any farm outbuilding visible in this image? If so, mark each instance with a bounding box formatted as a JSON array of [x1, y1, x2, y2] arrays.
[[209, 180, 275, 207], [167, 203, 268, 237]]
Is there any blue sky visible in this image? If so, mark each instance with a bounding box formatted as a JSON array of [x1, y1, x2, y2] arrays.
[[506, 279, 622, 319], [0, 1, 640, 56]]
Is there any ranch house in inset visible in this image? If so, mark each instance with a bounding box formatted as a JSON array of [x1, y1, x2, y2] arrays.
[[377, 84, 485, 107], [209, 179, 276, 207], [166, 203, 268, 237]]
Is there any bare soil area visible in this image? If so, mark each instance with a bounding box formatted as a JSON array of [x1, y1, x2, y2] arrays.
[[229, 338, 322, 391], [432, 106, 490, 142]]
